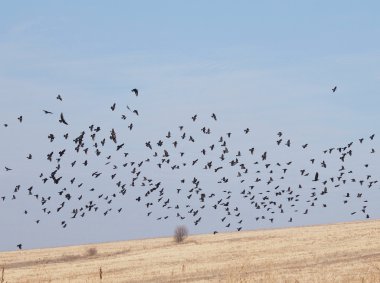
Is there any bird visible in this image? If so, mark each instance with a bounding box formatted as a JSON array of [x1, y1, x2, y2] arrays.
[[57, 94, 63, 101], [313, 172, 319, 182], [131, 89, 138, 96], [59, 113, 68, 125], [17, 244, 22, 250], [332, 86, 337, 93]]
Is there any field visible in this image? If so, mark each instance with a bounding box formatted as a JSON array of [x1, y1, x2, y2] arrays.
[[1, 220, 380, 282]]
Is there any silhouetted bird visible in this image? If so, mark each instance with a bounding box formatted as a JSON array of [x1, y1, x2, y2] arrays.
[[313, 172, 319, 182], [111, 103, 116, 111], [59, 113, 68, 125]]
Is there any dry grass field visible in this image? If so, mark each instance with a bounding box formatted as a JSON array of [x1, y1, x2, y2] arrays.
[[1, 220, 380, 283]]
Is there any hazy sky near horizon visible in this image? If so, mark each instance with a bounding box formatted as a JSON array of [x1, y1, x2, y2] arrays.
[[0, 1, 379, 251]]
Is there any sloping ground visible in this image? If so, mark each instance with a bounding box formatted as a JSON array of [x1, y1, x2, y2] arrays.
[[1, 220, 380, 283]]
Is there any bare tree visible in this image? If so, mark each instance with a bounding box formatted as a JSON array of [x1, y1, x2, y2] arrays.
[[174, 225, 188, 243]]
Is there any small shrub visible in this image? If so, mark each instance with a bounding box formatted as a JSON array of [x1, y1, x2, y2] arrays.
[[174, 225, 188, 243], [86, 247, 98, 257]]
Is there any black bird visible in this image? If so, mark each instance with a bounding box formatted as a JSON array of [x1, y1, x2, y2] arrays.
[[211, 113, 217, 121], [57, 94, 63, 101], [111, 103, 116, 111], [332, 86, 337, 93], [131, 88, 138, 96], [145, 141, 152, 150], [313, 172, 319, 182], [43, 110, 53, 114], [17, 244, 22, 250], [110, 128, 117, 143], [17, 116, 23, 123], [48, 134, 55, 142], [261, 152, 267, 161], [5, 167, 12, 171], [59, 113, 68, 125]]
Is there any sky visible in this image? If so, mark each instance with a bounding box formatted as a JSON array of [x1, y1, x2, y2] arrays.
[[0, 1, 379, 251]]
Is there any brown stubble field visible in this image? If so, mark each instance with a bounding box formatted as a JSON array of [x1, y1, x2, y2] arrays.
[[0, 220, 380, 283]]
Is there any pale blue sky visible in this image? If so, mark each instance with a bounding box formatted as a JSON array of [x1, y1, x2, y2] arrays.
[[0, 1, 379, 251]]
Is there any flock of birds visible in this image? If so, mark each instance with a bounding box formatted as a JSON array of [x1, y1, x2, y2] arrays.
[[1, 86, 379, 250]]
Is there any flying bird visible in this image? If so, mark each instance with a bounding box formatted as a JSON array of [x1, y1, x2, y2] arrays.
[[111, 103, 116, 111], [59, 113, 68, 125], [131, 89, 138, 96], [313, 172, 319, 182]]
